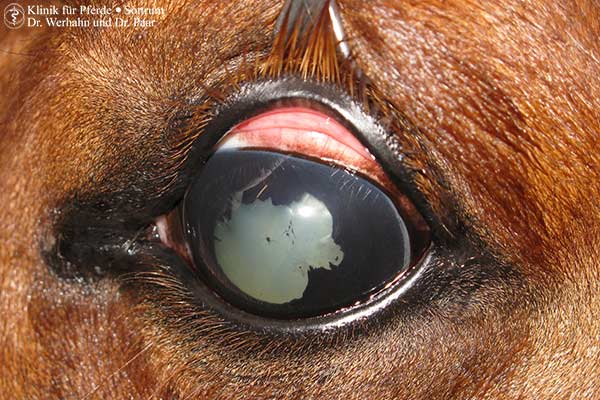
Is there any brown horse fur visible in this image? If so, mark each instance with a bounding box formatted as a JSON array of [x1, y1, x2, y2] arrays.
[[1, 0, 599, 398]]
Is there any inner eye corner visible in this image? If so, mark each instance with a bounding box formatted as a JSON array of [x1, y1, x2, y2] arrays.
[[153, 83, 432, 327]]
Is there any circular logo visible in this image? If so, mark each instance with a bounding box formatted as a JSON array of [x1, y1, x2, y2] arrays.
[[4, 3, 25, 29]]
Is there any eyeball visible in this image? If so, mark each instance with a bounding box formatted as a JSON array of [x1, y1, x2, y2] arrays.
[[179, 106, 430, 319]]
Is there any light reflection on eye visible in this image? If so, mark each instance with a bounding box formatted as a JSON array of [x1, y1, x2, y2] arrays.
[[159, 104, 430, 319]]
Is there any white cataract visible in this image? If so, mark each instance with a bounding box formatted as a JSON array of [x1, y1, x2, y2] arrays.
[[214, 193, 344, 304]]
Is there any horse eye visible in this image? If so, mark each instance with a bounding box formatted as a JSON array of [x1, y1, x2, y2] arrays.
[[161, 104, 430, 320]]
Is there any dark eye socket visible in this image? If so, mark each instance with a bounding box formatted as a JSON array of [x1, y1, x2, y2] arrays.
[[158, 83, 431, 321]]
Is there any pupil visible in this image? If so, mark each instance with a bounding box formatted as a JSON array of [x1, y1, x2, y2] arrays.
[[183, 149, 412, 319], [214, 192, 344, 305]]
